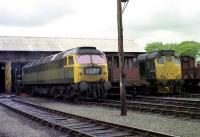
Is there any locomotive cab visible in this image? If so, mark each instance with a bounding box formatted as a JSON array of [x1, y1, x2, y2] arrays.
[[70, 51, 111, 96], [64, 47, 111, 99], [156, 55, 181, 80], [74, 54, 108, 83], [138, 50, 182, 94]]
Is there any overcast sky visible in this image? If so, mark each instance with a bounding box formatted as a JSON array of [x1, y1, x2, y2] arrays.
[[0, 0, 199, 49]]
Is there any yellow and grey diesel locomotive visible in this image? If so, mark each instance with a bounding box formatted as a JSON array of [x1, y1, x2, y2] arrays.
[[138, 50, 182, 94], [22, 47, 111, 99]]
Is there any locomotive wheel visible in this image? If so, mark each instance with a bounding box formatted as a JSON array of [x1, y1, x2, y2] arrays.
[[100, 88, 107, 99], [49, 87, 55, 97], [90, 89, 98, 99], [25, 87, 31, 95], [174, 83, 181, 94], [80, 90, 87, 100], [157, 85, 173, 94], [96, 90, 100, 99], [53, 87, 62, 98], [30, 87, 36, 96], [63, 87, 70, 99]]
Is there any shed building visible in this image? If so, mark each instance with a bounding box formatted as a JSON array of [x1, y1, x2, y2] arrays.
[[0, 36, 144, 93]]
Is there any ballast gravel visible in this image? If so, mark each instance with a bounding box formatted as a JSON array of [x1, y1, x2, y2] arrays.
[[0, 105, 68, 137], [19, 97, 200, 137]]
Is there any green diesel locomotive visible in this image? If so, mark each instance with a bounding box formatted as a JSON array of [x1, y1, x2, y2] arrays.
[[22, 47, 111, 99]]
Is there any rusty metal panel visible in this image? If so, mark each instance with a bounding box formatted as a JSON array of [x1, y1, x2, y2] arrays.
[[182, 70, 195, 79], [125, 68, 140, 80], [195, 65, 200, 79], [111, 67, 143, 87], [180, 56, 196, 79], [113, 68, 140, 81], [107, 52, 143, 83], [113, 68, 120, 80], [189, 59, 195, 69], [181, 56, 195, 69]]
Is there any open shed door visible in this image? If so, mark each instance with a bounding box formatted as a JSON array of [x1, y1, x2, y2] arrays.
[[5, 62, 12, 93], [0, 63, 5, 93]]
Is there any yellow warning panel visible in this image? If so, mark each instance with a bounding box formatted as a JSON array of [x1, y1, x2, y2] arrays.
[[5, 62, 12, 93]]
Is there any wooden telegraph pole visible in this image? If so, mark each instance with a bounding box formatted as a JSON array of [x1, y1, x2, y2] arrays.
[[117, 0, 128, 116]]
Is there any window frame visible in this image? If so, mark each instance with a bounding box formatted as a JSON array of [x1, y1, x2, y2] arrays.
[[157, 56, 165, 64], [173, 56, 180, 64], [68, 56, 74, 65]]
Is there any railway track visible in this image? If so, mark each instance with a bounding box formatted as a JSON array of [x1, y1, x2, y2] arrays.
[[173, 93, 200, 98], [83, 99, 200, 120], [133, 96, 200, 107], [0, 97, 176, 137]]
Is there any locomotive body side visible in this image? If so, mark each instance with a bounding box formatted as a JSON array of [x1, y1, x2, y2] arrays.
[[196, 64, 200, 79], [22, 47, 111, 99], [180, 56, 195, 80], [196, 64, 200, 92]]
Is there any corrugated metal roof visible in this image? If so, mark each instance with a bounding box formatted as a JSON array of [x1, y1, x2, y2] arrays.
[[0, 36, 144, 52]]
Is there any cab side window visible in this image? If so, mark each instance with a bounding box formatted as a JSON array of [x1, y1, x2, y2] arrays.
[[165, 56, 172, 62], [173, 57, 180, 64], [68, 56, 74, 65], [157, 57, 164, 64], [64, 58, 67, 66]]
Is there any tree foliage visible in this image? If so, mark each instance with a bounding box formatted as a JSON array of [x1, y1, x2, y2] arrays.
[[175, 41, 200, 58], [145, 42, 163, 52], [145, 41, 200, 60]]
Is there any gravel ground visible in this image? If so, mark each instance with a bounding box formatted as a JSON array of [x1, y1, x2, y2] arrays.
[[0, 105, 68, 137], [17, 96, 200, 137]]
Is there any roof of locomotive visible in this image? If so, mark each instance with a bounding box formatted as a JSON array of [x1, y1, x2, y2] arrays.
[[23, 46, 104, 69], [138, 50, 175, 61]]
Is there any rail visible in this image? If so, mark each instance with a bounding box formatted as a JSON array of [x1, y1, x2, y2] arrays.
[[0, 97, 177, 137]]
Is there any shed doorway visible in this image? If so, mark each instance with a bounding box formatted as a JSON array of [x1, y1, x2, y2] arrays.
[[0, 63, 5, 93]]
